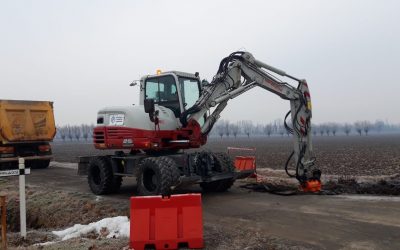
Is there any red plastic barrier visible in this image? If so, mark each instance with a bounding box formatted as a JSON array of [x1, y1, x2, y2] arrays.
[[130, 194, 204, 250]]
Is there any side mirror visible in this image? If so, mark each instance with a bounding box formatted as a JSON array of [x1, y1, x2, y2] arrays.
[[144, 99, 155, 114], [130, 80, 139, 86]]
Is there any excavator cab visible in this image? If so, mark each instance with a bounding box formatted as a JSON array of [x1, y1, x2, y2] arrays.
[[141, 71, 201, 118]]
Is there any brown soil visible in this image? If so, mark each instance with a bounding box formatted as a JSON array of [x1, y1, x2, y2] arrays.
[[51, 135, 400, 176]]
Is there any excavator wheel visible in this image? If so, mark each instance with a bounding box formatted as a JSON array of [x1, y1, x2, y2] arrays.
[[112, 175, 123, 193], [137, 156, 180, 196], [200, 152, 235, 192], [88, 156, 121, 195]]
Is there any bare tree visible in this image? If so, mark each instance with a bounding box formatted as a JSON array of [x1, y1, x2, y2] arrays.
[[312, 124, 318, 136], [264, 123, 274, 137], [254, 124, 263, 136], [319, 127, 325, 136], [274, 119, 285, 137], [215, 120, 225, 139], [67, 125, 74, 141], [361, 120, 371, 136], [324, 124, 331, 136], [343, 123, 352, 136], [240, 120, 253, 138], [73, 125, 81, 141], [354, 121, 363, 136], [80, 124, 93, 141], [224, 121, 231, 138], [57, 125, 67, 141], [330, 123, 338, 136], [231, 122, 240, 138]]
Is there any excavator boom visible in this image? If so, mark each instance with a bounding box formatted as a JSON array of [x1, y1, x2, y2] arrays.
[[180, 51, 321, 191]]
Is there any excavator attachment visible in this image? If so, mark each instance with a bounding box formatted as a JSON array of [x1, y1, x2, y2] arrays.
[[300, 180, 322, 193]]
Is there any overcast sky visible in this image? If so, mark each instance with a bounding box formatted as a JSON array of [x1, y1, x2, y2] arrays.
[[1, 0, 399, 125]]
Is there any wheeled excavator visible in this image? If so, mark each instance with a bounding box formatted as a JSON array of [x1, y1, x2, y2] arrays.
[[78, 51, 321, 195]]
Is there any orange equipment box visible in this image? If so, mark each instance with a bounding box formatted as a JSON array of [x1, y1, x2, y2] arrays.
[[234, 156, 256, 172], [227, 147, 257, 178]]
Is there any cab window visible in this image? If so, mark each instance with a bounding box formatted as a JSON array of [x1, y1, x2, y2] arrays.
[[145, 75, 180, 117], [178, 77, 200, 110]]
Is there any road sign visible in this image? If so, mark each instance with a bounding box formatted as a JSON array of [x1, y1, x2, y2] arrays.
[[0, 168, 30, 177]]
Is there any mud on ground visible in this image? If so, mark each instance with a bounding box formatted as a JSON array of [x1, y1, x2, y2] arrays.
[[242, 168, 400, 196], [0, 177, 130, 249], [1, 177, 316, 250]]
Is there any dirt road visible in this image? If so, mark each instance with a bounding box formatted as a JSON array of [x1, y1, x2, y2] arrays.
[[21, 163, 400, 249]]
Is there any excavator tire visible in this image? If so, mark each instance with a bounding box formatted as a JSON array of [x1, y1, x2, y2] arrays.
[[200, 152, 235, 192], [137, 156, 180, 196], [158, 156, 181, 187], [88, 156, 120, 195], [111, 176, 123, 193]]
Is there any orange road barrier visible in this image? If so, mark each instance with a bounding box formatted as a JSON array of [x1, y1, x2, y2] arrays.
[[0, 195, 6, 250], [130, 194, 204, 250]]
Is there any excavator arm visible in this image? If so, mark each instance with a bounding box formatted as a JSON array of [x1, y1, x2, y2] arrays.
[[180, 51, 321, 191]]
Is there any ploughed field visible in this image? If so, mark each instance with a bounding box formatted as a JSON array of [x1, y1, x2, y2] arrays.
[[51, 134, 400, 176]]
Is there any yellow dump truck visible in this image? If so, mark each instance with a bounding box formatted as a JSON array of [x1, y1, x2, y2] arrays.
[[0, 100, 56, 170]]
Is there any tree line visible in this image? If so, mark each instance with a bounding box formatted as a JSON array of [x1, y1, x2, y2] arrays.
[[55, 124, 95, 142], [54, 120, 400, 142], [209, 119, 400, 138]]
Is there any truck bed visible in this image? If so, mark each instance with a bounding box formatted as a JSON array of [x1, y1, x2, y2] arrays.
[[0, 100, 56, 143]]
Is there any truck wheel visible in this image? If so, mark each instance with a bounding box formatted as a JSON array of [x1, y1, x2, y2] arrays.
[[137, 157, 179, 196], [88, 156, 115, 195], [36, 160, 50, 169], [200, 152, 235, 192], [26, 160, 50, 169]]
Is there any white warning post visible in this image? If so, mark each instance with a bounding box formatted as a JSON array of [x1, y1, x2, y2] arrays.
[[19, 158, 27, 239], [0, 157, 30, 239]]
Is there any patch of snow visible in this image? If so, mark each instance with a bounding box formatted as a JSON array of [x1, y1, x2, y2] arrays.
[[50, 161, 78, 169], [52, 216, 130, 241], [34, 241, 60, 246], [95, 196, 102, 202], [338, 195, 400, 202]]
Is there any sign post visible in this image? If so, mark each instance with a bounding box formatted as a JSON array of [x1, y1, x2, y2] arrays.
[[18, 158, 27, 239], [0, 158, 30, 241], [0, 194, 6, 250]]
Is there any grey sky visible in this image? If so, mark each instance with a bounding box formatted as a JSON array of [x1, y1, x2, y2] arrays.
[[1, 0, 399, 125]]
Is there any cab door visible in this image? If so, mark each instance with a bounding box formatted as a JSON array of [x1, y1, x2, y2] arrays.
[[144, 75, 182, 117]]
